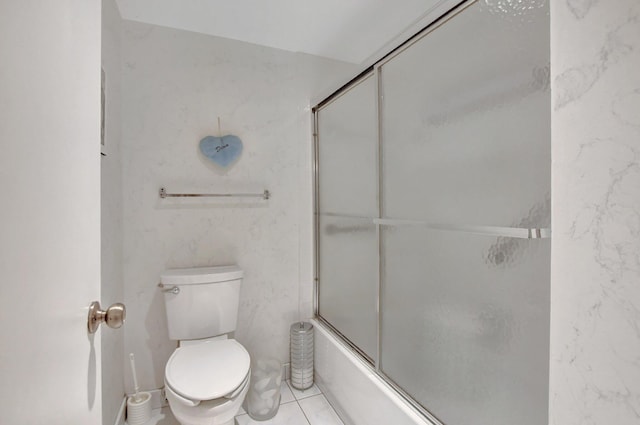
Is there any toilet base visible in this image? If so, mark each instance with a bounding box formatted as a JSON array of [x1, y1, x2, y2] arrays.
[[173, 418, 233, 425], [173, 417, 233, 425]]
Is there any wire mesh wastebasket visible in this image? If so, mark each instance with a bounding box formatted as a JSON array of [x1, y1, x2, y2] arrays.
[[247, 358, 282, 420]]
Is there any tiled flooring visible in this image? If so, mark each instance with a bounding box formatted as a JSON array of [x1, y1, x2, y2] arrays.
[[142, 381, 343, 425]]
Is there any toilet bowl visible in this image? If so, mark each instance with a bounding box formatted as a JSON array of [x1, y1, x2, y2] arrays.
[[164, 339, 251, 425], [160, 266, 250, 425]]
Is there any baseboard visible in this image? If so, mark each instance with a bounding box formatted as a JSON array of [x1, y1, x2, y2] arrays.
[[115, 397, 126, 425], [115, 388, 168, 425], [283, 362, 291, 381], [114, 364, 285, 425]]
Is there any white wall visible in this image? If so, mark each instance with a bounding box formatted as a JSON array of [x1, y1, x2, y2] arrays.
[[101, 0, 125, 423], [0, 1, 103, 423], [550, 1, 640, 424], [120, 21, 356, 392]]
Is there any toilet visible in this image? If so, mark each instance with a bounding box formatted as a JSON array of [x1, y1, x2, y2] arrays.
[[160, 265, 250, 425]]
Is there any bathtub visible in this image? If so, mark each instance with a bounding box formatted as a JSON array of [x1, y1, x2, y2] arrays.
[[312, 319, 435, 425]]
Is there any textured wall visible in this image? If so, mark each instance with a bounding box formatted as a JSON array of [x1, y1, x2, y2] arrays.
[[550, 1, 640, 424], [121, 21, 355, 392], [101, 0, 125, 423]]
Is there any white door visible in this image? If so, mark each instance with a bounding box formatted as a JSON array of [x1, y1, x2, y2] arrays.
[[0, 1, 103, 424]]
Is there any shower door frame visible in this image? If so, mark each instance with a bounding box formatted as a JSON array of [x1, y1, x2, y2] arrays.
[[312, 69, 379, 368], [312, 0, 554, 423]]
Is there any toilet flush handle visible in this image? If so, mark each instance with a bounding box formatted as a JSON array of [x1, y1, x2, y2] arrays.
[[158, 282, 180, 294]]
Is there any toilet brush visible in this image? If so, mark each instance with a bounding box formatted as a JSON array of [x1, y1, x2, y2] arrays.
[[127, 353, 151, 425], [130, 353, 141, 402]]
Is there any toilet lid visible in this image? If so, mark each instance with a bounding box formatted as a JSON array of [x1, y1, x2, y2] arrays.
[[165, 339, 250, 401]]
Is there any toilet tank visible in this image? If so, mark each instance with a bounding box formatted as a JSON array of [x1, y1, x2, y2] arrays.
[[161, 265, 243, 341]]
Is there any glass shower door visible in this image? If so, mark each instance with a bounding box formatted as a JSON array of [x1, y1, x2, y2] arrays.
[[378, 2, 550, 425], [316, 74, 379, 361]]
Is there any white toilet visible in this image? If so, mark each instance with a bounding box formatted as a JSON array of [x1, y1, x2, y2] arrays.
[[160, 265, 250, 425]]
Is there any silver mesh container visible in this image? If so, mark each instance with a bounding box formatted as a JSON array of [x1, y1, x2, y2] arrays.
[[290, 321, 314, 390]]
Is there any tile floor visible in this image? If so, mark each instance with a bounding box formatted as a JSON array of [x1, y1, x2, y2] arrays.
[[141, 381, 344, 425]]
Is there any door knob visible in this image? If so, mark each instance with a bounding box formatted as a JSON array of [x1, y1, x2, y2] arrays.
[[87, 301, 126, 334]]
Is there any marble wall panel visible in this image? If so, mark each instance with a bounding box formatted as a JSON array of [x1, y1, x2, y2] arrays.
[[550, 1, 640, 424]]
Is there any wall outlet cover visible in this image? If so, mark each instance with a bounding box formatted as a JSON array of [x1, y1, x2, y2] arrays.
[[199, 135, 243, 167]]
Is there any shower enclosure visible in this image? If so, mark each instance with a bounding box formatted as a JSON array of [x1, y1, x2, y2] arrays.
[[312, 1, 550, 425]]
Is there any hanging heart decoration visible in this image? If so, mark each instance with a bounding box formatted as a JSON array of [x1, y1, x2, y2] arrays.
[[199, 134, 243, 168]]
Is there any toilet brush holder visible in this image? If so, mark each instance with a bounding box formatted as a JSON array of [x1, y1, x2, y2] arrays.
[[127, 392, 151, 425]]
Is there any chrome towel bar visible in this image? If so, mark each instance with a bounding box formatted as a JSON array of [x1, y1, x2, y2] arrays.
[[159, 187, 270, 200]]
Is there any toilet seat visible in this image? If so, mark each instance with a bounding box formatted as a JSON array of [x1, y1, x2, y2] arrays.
[[165, 339, 250, 401]]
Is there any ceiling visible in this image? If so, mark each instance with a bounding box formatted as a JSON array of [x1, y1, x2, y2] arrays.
[[115, 0, 446, 64]]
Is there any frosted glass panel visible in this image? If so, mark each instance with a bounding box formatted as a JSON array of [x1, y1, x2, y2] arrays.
[[318, 74, 377, 217], [381, 1, 550, 226], [379, 2, 550, 425], [380, 226, 550, 425], [316, 74, 378, 360], [318, 216, 377, 359]]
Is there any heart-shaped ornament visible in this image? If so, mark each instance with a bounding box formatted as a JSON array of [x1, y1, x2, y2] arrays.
[[199, 135, 243, 167]]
